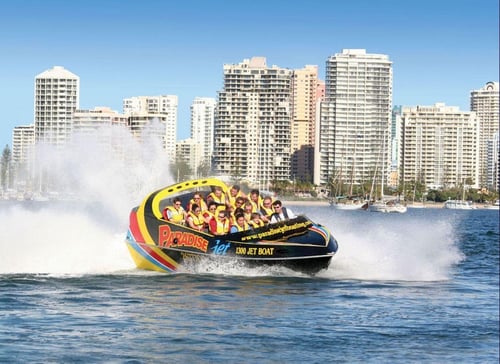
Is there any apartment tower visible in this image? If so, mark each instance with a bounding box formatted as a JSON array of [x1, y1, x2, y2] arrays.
[[34, 66, 80, 146], [290, 65, 323, 182], [400, 103, 480, 189], [470, 81, 499, 188], [123, 95, 178, 161], [190, 97, 216, 169], [316, 49, 393, 191], [213, 57, 292, 186]]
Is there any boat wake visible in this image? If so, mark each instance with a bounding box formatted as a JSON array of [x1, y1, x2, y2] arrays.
[[313, 210, 464, 281]]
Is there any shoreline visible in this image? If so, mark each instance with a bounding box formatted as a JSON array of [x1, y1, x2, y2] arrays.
[[281, 200, 498, 209]]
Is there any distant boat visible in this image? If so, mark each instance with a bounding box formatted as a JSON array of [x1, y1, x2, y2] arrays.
[[443, 181, 477, 210], [443, 200, 475, 210], [483, 200, 499, 210], [329, 196, 367, 210], [368, 199, 407, 213]]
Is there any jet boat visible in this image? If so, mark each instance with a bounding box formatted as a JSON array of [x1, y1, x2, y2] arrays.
[[125, 178, 338, 275]]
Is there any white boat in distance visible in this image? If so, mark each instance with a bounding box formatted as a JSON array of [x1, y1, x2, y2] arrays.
[[329, 197, 368, 210], [368, 200, 408, 213], [443, 200, 476, 210], [484, 200, 500, 210]]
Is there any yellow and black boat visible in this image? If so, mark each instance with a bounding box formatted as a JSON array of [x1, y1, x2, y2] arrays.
[[125, 178, 338, 275]]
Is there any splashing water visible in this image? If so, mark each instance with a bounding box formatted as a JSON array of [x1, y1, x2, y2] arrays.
[[0, 125, 173, 275], [314, 209, 465, 281]]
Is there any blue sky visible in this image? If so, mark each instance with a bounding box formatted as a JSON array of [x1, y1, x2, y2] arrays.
[[0, 0, 498, 149]]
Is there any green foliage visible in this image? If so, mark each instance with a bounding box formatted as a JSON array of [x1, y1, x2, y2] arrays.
[[169, 158, 192, 182]]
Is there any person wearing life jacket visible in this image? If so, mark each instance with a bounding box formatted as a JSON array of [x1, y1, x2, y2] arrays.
[[269, 200, 296, 224], [187, 192, 208, 212], [249, 189, 263, 213], [208, 209, 230, 235], [206, 186, 227, 212], [248, 212, 266, 229], [233, 196, 247, 211], [162, 197, 187, 224], [227, 185, 247, 209], [186, 204, 206, 232], [259, 195, 274, 223], [243, 201, 254, 222], [230, 213, 250, 233], [203, 201, 218, 226]]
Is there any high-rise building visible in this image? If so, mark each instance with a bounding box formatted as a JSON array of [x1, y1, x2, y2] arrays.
[[316, 49, 393, 191], [486, 131, 499, 191], [190, 97, 216, 168], [213, 57, 292, 186], [400, 103, 480, 189], [470, 81, 499, 187], [290, 65, 323, 182], [11, 124, 35, 186], [34, 66, 80, 146], [73, 107, 127, 133], [175, 138, 202, 180], [123, 95, 178, 161]]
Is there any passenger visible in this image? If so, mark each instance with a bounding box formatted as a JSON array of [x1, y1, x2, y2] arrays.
[[243, 201, 255, 222], [187, 192, 207, 212], [227, 185, 247, 208], [248, 212, 266, 229], [269, 200, 296, 224], [249, 189, 263, 213], [234, 196, 247, 211], [230, 213, 250, 233], [259, 196, 274, 223], [162, 197, 187, 225], [203, 201, 218, 225], [186, 204, 206, 232], [206, 186, 227, 212], [226, 204, 236, 225], [208, 210, 230, 236]]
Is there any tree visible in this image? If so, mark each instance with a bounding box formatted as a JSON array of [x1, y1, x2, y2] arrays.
[[169, 158, 193, 182], [1, 145, 11, 191], [197, 158, 212, 178]]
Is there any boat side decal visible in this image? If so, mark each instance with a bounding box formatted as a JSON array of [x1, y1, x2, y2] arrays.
[[309, 225, 330, 243], [158, 224, 209, 252], [126, 230, 178, 272]]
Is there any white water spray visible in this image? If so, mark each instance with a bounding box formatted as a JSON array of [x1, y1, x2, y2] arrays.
[[314, 209, 465, 281], [0, 125, 174, 275]]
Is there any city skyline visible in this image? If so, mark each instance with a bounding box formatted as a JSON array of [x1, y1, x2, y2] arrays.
[[0, 0, 498, 149]]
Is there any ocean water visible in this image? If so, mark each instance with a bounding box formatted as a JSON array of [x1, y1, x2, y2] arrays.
[[0, 201, 498, 363]]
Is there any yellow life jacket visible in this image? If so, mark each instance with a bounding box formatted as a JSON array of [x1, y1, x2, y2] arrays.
[[233, 221, 249, 232], [249, 219, 265, 229], [166, 206, 185, 224], [227, 191, 244, 208], [187, 211, 205, 229], [244, 212, 253, 222], [208, 192, 226, 206], [189, 198, 207, 211], [260, 205, 273, 218], [250, 196, 263, 212], [215, 219, 229, 234]]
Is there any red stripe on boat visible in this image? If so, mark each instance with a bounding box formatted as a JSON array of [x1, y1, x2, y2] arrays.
[[129, 209, 146, 243]]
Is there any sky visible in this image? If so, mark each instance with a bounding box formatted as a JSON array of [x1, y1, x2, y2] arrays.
[[0, 0, 498, 149]]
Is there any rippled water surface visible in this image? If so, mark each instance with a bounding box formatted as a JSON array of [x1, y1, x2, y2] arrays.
[[0, 202, 498, 363]]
